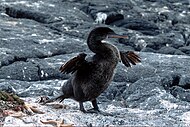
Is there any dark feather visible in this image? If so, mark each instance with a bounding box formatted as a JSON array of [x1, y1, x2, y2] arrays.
[[59, 53, 87, 74], [120, 51, 141, 67]]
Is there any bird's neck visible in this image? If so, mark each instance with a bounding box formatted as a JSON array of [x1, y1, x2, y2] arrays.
[[87, 39, 120, 62]]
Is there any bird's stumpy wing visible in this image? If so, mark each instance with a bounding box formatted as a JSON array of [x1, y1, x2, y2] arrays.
[[59, 53, 87, 74], [120, 51, 141, 67]]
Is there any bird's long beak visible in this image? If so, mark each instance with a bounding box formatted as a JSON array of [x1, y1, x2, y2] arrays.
[[107, 34, 128, 39]]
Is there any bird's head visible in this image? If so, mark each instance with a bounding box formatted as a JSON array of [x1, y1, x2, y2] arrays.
[[88, 27, 128, 42]]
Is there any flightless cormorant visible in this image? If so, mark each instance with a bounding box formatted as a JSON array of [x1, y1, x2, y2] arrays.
[[43, 27, 141, 115]]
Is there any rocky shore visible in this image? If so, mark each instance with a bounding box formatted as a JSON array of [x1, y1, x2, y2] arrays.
[[0, 0, 190, 126]]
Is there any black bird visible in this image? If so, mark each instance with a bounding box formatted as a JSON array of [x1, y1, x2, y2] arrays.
[[44, 27, 141, 115]]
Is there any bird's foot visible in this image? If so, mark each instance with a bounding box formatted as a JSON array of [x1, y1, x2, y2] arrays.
[[39, 95, 65, 105], [39, 97, 56, 105], [83, 108, 113, 116]]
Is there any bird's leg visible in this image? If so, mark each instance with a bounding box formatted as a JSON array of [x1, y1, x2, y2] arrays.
[[79, 102, 86, 113], [91, 99, 99, 111], [85, 99, 113, 116]]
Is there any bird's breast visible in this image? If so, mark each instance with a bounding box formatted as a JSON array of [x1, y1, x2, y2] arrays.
[[80, 61, 116, 98]]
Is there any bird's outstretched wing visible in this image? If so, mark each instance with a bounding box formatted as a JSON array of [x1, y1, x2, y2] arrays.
[[59, 53, 87, 74], [120, 51, 141, 67]]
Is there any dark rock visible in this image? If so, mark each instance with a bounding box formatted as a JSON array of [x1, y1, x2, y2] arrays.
[[99, 82, 127, 101], [186, 38, 190, 46], [160, 73, 181, 91], [178, 75, 190, 89], [144, 0, 157, 2], [140, 52, 190, 76], [27, 56, 70, 81], [1, 0, 190, 126], [174, 50, 186, 55], [179, 46, 190, 55], [105, 13, 124, 25], [122, 76, 165, 108], [146, 33, 184, 51], [110, 18, 160, 36], [157, 46, 177, 55], [172, 12, 190, 25], [118, 38, 136, 48], [0, 61, 40, 81], [171, 86, 190, 102], [141, 47, 157, 53], [114, 63, 157, 83], [5, 7, 57, 24], [0, 79, 63, 97], [0, 54, 15, 67], [80, 5, 121, 24], [119, 31, 185, 53]]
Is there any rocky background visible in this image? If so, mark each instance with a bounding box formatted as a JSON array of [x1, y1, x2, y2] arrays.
[[0, 0, 190, 126]]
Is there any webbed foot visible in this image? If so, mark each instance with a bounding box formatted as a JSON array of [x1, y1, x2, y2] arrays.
[[85, 108, 113, 116], [39, 95, 65, 105]]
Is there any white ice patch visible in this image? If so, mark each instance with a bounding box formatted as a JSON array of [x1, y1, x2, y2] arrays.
[[95, 12, 107, 24]]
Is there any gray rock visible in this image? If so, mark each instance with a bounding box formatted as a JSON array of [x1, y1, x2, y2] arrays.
[[110, 18, 160, 36], [158, 46, 177, 55], [0, 61, 40, 81], [1, 0, 190, 126], [179, 46, 190, 55], [5, 6, 58, 24]]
